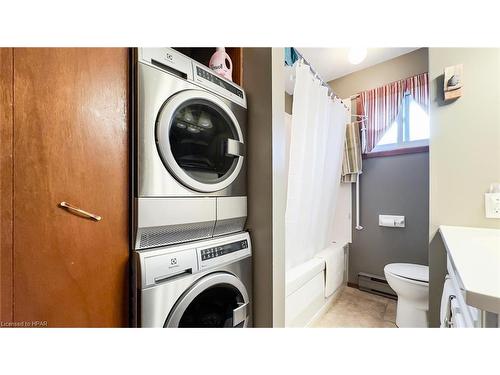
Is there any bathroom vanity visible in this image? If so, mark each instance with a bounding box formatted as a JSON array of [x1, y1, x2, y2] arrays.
[[439, 226, 500, 328]]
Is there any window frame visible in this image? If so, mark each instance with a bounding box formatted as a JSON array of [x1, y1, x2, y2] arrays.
[[370, 92, 429, 154]]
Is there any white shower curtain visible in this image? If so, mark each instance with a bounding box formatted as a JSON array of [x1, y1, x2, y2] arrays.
[[285, 62, 348, 270]]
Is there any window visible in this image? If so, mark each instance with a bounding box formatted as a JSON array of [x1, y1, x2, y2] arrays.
[[371, 93, 429, 153]]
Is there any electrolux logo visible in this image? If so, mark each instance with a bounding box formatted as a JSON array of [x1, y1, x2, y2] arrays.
[[170, 257, 178, 267], [165, 52, 173, 62]]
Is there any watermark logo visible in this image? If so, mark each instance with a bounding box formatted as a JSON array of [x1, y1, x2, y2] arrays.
[[1, 320, 48, 327]]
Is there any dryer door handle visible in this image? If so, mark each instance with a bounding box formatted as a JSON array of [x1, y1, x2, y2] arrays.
[[233, 301, 249, 327], [226, 138, 245, 157]]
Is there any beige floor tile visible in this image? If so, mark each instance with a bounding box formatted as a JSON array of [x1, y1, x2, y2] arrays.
[[383, 300, 397, 323], [312, 287, 398, 328], [382, 321, 398, 328]]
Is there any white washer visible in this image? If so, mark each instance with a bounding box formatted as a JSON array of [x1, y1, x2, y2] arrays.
[[132, 231, 252, 327]]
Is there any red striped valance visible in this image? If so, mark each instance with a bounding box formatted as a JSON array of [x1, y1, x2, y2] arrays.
[[357, 72, 429, 153]]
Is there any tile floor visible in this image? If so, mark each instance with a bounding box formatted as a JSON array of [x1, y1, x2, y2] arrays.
[[312, 286, 398, 328]]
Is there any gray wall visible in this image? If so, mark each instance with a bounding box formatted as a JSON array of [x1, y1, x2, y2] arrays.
[[243, 48, 286, 327], [243, 48, 274, 327], [327, 49, 430, 284], [349, 152, 429, 283]]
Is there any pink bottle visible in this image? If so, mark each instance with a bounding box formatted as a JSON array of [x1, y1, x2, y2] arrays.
[[209, 47, 233, 81]]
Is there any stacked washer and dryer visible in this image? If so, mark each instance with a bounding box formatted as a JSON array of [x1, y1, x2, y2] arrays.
[[131, 48, 252, 328]]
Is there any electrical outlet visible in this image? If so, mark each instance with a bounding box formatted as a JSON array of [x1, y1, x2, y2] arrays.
[[485, 193, 500, 218]]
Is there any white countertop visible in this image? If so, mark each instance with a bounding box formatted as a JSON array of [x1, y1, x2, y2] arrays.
[[439, 225, 500, 313]]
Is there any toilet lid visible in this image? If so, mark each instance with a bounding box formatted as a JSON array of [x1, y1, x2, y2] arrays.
[[385, 263, 429, 283]]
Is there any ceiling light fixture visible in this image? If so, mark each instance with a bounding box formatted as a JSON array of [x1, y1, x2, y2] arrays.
[[348, 48, 367, 65]]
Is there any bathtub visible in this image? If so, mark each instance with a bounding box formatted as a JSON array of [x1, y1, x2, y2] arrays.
[[285, 244, 347, 327]]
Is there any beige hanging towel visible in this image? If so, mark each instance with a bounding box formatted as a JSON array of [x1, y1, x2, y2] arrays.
[[341, 122, 363, 183]]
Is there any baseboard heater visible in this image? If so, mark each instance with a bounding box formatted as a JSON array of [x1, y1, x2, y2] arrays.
[[358, 272, 397, 299]]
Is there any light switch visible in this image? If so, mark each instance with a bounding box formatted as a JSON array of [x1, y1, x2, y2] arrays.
[[485, 193, 500, 218]]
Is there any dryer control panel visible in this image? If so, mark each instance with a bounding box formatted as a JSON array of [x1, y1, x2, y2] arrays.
[[192, 61, 247, 108]]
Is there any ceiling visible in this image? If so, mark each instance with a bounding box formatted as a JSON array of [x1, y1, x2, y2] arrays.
[[295, 48, 419, 82]]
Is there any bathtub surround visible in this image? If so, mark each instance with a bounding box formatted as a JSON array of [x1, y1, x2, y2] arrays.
[[315, 245, 345, 297], [428, 48, 500, 327], [285, 245, 347, 327]]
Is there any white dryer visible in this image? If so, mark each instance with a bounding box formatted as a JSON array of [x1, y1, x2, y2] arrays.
[[132, 231, 252, 327], [133, 48, 248, 250]]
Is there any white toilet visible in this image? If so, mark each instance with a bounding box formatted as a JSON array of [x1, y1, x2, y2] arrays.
[[384, 263, 429, 328]]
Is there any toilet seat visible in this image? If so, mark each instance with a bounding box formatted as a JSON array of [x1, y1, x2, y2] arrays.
[[384, 263, 430, 327], [385, 263, 429, 284]]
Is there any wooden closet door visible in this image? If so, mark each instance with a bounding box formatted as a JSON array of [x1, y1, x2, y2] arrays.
[[13, 48, 129, 327], [0, 48, 14, 324]]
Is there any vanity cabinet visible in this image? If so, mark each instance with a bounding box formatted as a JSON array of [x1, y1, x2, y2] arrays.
[[442, 257, 480, 328], [439, 226, 500, 328], [0, 48, 130, 327]]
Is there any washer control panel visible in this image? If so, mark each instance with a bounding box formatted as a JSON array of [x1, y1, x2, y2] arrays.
[[198, 232, 251, 269], [137, 231, 252, 288], [200, 239, 249, 261]]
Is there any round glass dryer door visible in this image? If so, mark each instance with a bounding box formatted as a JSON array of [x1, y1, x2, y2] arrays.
[[164, 273, 250, 328], [156, 90, 245, 193]]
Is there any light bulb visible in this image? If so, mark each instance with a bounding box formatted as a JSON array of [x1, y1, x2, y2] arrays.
[[348, 48, 367, 65]]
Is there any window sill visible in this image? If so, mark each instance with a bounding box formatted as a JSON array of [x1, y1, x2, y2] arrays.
[[362, 145, 429, 159]]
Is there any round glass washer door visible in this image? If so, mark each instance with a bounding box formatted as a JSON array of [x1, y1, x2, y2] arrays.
[[156, 90, 245, 193], [164, 272, 250, 328]]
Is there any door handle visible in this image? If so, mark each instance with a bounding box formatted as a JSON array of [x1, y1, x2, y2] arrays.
[[232, 301, 249, 327], [226, 138, 245, 157], [59, 201, 102, 221]]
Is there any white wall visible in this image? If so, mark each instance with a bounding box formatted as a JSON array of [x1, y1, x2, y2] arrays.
[[428, 48, 500, 326], [429, 48, 500, 235]]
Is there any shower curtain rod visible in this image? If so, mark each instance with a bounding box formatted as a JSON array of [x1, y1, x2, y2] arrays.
[[292, 49, 348, 108], [351, 114, 367, 129]]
